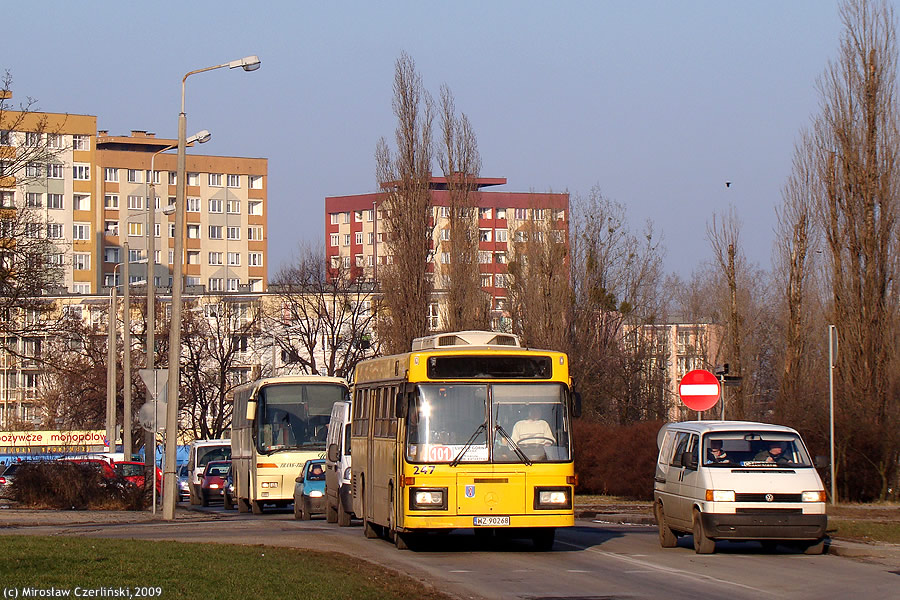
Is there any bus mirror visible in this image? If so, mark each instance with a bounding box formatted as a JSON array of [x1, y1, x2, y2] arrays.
[[396, 393, 408, 419], [572, 391, 582, 418], [327, 443, 339, 463], [246, 400, 257, 421]]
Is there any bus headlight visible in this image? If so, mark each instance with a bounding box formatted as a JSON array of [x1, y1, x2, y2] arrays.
[[534, 487, 571, 510], [802, 490, 826, 502], [410, 487, 447, 510]]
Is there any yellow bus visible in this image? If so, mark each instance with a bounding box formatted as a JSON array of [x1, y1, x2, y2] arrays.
[[350, 331, 581, 550], [231, 376, 350, 514]]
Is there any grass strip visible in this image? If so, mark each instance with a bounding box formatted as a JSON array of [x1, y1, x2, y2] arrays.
[[0, 535, 453, 600], [828, 519, 900, 545]]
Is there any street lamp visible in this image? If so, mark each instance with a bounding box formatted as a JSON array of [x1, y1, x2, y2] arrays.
[[164, 55, 260, 521], [144, 131, 209, 477]]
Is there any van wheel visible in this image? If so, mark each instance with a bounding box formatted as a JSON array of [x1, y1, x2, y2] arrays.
[[251, 500, 264, 515], [654, 502, 677, 548], [802, 538, 826, 555], [326, 499, 338, 523], [338, 498, 352, 527], [692, 509, 715, 554]]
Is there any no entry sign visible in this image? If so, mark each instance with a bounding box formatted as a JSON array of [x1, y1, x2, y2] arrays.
[[678, 369, 721, 412]]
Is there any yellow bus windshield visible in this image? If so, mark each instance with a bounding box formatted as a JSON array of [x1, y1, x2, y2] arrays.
[[405, 382, 571, 465]]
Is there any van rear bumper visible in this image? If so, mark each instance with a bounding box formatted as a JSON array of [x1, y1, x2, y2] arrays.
[[701, 511, 827, 541]]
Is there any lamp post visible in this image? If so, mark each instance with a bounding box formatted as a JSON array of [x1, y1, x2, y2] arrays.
[[105, 252, 132, 454], [144, 132, 209, 479], [163, 55, 260, 521]]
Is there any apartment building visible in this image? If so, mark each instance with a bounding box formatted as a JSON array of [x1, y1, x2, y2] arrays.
[[96, 131, 268, 294], [324, 177, 568, 329]]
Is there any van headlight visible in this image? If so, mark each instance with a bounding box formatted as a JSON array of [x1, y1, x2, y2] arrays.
[[705, 489, 735, 502], [534, 487, 572, 510], [410, 487, 447, 510], [802, 490, 826, 502]]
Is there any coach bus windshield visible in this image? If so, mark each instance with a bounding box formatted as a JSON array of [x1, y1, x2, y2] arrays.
[[256, 382, 348, 454], [405, 383, 571, 464]]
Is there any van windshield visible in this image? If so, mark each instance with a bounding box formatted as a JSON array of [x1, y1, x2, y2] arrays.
[[703, 432, 812, 468]]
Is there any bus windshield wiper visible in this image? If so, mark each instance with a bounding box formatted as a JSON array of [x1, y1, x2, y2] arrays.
[[450, 422, 486, 467], [495, 424, 532, 466]]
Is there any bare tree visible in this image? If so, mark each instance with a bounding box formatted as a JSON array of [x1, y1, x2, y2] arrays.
[[436, 85, 490, 331], [568, 188, 665, 423], [506, 196, 571, 351], [375, 52, 436, 354], [811, 0, 900, 500], [269, 244, 379, 377]]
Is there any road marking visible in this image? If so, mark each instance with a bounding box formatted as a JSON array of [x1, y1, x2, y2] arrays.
[[567, 569, 591, 573], [449, 570, 472, 573], [555, 541, 771, 595]]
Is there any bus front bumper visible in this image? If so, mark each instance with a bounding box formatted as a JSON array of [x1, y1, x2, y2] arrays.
[[400, 513, 574, 531]]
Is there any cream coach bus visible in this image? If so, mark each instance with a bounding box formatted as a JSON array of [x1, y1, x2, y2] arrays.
[[350, 331, 581, 550], [231, 376, 350, 514]]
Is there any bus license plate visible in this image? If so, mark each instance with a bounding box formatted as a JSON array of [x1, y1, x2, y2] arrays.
[[474, 516, 509, 527]]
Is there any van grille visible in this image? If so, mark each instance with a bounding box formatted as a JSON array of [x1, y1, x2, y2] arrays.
[[735, 493, 802, 502]]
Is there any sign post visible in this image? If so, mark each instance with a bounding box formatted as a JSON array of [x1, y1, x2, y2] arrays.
[[678, 369, 721, 417], [139, 368, 168, 514]]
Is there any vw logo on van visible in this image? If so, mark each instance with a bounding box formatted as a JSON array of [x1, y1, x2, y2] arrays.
[[765, 493, 774, 502]]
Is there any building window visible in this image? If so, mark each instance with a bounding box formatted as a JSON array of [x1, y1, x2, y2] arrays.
[[73, 223, 90, 241], [47, 164, 64, 179], [250, 279, 263, 292], [186, 197, 201, 212], [208, 225, 223, 239], [128, 222, 143, 237], [495, 251, 507, 264], [24, 223, 42, 238], [367, 232, 374, 245], [208, 199, 223, 213], [187, 173, 199, 186], [249, 175, 262, 189], [342, 234, 350, 246], [514, 231, 528, 242], [187, 224, 200, 239], [514, 208, 527, 220], [129, 248, 144, 263], [168, 172, 177, 185], [73, 194, 89, 211], [187, 251, 200, 265], [248, 252, 263, 267], [227, 226, 240, 240], [481, 274, 493, 288], [478, 251, 491, 264], [105, 248, 120, 263], [0, 130, 11, 146], [342, 256, 351, 268], [533, 209, 545, 220], [208, 278, 223, 292], [479, 207, 492, 220], [440, 252, 450, 264], [355, 232, 363, 245], [47, 194, 64, 209], [104, 194, 119, 209], [479, 229, 492, 242], [73, 253, 91, 271], [73, 135, 89, 151], [227, 252, 241, 266], [126, 169, 142, 183], [25, 163, 42, 177], [105, 221, 119, 236], [495, 273, 507, 288], [427, 303, 439, 330], [227, 278, 240, 292], [25, 132, 41, 146], [73, 283, 90, 294], [342, 212, 350, 224], [127, 195, 143, 210], [227, 200, 240, 214], [0, 191, 11, 208], [354, 211, 363, 222], [330, 233, 339, 247], [440, 228, 450, 241], [227, 174, 240, 188], [168, 223, 176, 238], [149, 170, 161, 184], [248, 201, 262, 216], [209, 252, 223, 265], [208, 173, 223, 187], [47, 223, 64, 239], [495, 229, 508, 242], [48, 253, 64, 267], [330, 213, 339, 225], [248, 226, 263, 241], [26, 193, 42, 208]]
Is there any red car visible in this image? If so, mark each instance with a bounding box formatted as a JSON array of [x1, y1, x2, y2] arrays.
[[114, 461, 162, 491], [62, 458, 117, 479], [200, 460, 231, 506]]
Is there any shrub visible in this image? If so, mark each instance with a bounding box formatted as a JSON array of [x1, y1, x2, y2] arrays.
[[10, 462, 150, 510], [573, 420, 663, 500]]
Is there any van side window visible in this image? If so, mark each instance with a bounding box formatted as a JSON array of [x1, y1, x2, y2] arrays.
[[670, 432, 690, 467], [658, 431, 675, 466]]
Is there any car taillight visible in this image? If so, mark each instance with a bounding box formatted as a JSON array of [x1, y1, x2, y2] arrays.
[[0, 476, 6, 484]]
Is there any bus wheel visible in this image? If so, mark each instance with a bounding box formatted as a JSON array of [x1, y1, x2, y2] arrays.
[[395, 531, 416, 550], [237, 497, 250, 513], [326, 499, 338, 523], [361, 484, 378, 539], [251, 500, 264, 515], [337, 498, 351, 527], [532, 528, 556, 551]]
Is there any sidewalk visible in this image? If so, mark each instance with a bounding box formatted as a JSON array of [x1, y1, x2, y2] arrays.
[[0, 505, 223, 527]]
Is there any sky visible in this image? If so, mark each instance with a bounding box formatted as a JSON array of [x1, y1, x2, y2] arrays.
[[2, 1, 844, 279]]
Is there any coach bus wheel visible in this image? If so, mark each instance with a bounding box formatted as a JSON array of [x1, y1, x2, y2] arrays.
[[237, 497, 250, 513], [251, 500, 264, 515], [326, 498, 338, 523]]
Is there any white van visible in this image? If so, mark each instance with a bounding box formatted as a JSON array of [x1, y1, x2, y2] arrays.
[[325, 401, 353, 526], [654, 421, 827, 554], [186, 439, 231, 505]]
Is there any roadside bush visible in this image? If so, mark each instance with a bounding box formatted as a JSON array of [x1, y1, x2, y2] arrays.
[[573, 420, 663, 500], [10, 462, 150, 510]]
